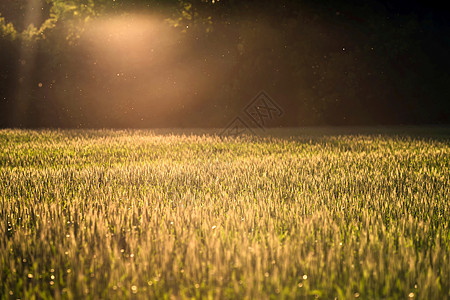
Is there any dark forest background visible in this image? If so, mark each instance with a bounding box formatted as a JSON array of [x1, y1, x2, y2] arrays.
[[1, 0, 449, 128]]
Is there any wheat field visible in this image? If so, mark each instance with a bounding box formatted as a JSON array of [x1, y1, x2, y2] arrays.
[[1, 128, 449, 299]]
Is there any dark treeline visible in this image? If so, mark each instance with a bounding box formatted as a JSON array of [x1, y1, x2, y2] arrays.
[[1, 0, 449, 128]]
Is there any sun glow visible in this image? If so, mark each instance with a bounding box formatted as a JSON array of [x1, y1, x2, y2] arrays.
[[75, 13, 214, 126]]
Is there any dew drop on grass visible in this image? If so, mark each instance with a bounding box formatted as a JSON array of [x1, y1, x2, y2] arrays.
[[303, 274, 307, 280], [409, 293, 415, 298], [27, 273, 33, 279]]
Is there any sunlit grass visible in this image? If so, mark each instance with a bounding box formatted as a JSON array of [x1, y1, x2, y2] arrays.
[[1, 129, 449, 299]]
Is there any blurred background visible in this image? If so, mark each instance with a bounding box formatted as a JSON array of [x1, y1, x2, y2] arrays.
[[0, 0, 449, 128]]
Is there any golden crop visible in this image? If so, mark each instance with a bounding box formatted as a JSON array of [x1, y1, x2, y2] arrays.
[[1, 129, 449, 299]]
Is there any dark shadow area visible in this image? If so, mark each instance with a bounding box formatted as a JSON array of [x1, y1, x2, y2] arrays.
[[1, 0, 449, 128]]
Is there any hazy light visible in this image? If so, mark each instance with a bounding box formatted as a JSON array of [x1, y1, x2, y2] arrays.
[[77, 13, 215, 125], [13, 0, 45, 126]]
